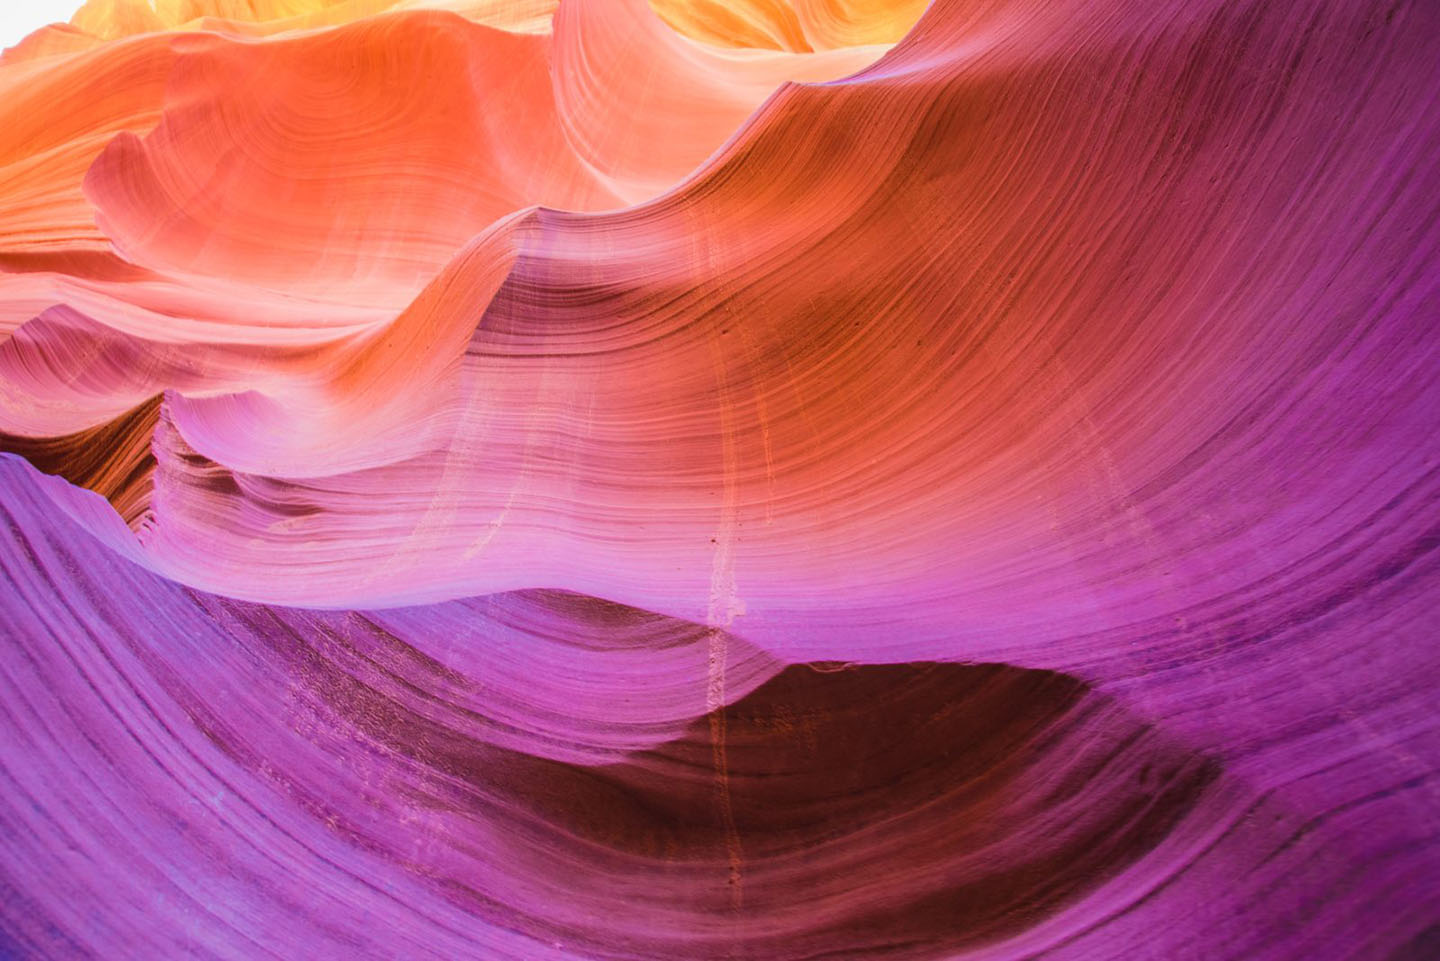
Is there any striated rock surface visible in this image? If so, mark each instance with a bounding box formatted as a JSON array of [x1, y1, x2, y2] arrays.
[[1, 0, 1437, 957]]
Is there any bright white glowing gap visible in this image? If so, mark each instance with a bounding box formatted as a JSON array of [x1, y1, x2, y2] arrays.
[[0, 1, 85, 50]]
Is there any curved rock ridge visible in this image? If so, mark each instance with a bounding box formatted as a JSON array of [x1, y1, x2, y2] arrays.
[[1, 0, 1438, 957], [0, 460, 1247, 959], [2, 0, 1434, 633], [0, 455, 1434, 958]]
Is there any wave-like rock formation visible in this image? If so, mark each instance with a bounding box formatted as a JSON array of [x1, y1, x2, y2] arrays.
[[1, 0, 1437, 958]]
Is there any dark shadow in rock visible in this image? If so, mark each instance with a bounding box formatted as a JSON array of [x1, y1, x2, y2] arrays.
[[175, 580, 1226, 960], [462, 660, 1224, 959], [0, 394, 159, 527]]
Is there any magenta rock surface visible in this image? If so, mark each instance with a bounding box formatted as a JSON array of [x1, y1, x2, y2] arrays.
[[1, 0, 1438, 957]]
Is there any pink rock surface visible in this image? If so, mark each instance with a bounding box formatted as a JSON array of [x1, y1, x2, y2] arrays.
[[1, 0, 1437, 957]]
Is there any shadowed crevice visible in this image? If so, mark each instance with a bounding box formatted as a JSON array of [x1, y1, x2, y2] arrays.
[[0, 394, 159, 528]]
